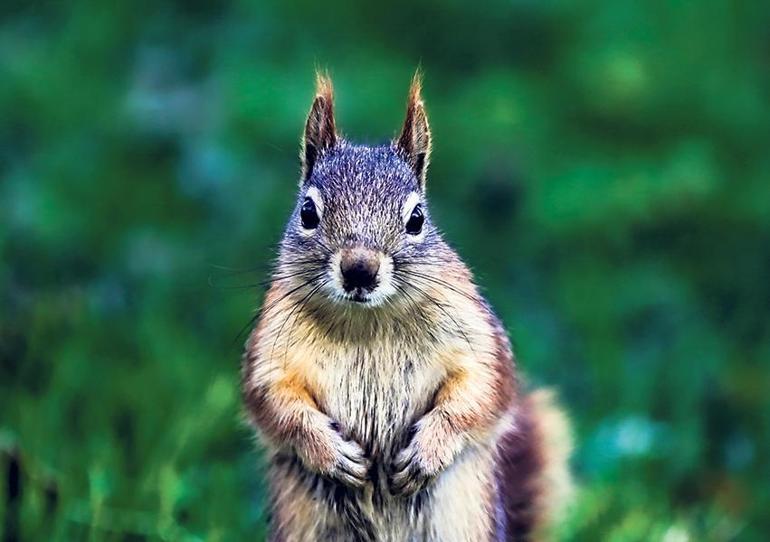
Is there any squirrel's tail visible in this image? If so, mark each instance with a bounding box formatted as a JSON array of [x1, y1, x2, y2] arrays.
[[495, 389, 574, 541]]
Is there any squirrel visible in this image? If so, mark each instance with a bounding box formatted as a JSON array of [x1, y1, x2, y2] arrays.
[[241, 73, 573, 542]]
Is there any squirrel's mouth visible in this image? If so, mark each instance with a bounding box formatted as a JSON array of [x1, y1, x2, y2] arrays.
[[349, 290, 372, 304], [327, 250, 396, 308], [334, 286, 375, 305], [331, 282, 391, 308], [327, 284, 395, 309]]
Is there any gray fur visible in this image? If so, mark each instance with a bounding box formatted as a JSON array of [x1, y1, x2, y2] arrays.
[[244, 82, 572, 542]]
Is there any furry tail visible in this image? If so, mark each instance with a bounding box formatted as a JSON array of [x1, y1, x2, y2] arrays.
[[496, 389, 574, 541]]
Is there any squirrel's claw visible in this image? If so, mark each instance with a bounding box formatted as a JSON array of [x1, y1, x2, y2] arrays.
[[386, 442, 434, 497], [295, 417, 372, 489], [387, 416, 463, 497], [332, 438, 372, 488]]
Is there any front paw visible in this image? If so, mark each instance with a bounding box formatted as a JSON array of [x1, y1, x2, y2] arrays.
[[387, 440, 436, 497], [296, 419, 371, 489], [387, 420, 462, 497], [327, 433, 372, 488]]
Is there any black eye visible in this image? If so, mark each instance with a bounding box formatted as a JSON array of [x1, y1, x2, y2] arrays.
[[300, 197, 320, 229], [405, 204, 424, 235]]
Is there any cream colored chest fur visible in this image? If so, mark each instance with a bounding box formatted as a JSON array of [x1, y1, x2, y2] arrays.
[[298, 333, 447, 458]]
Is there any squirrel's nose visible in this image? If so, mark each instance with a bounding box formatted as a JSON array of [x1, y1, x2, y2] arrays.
[[340, 249, 380, 292]]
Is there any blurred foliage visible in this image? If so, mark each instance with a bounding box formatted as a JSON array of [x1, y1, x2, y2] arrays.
[[1, 0, 770, 540]]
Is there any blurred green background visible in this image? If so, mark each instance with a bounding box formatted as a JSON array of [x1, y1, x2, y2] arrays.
[[2, 0, 769, 540]]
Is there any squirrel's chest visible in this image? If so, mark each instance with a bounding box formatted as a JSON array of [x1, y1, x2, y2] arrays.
[[309, 342, 444, 456]]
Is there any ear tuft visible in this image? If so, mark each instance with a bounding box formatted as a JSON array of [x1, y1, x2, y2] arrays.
[[396, 71, 432, 188], [301, 72, 337, 182]]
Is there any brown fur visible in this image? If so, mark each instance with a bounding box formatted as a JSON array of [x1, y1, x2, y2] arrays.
[[397, 72, 432, 186], [241, 73, 573, 541], [301, 73, 337, 182]]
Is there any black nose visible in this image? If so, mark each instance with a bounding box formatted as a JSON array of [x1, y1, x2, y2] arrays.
[[340, 252, 380, 292]]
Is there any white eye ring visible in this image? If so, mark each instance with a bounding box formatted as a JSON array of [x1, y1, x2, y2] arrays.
[[402, 192, 425, 241], [402, 192, 421, 224], [299, 186, 323, 236], [305, 186, 324, 217]]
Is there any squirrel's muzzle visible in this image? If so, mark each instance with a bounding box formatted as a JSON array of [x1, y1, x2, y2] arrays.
[[339, 247, 380, 293]]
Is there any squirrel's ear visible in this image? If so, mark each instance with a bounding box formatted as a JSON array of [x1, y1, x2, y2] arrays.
[[301, 73, 337, 183], [396, 72, 431, 189]]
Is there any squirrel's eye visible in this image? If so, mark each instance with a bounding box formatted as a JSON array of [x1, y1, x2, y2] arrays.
[[405, 204, 424, 235], [300, 197, 320, 229]]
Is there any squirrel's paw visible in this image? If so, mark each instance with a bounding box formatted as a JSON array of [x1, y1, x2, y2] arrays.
[[296, 419, 371, 489], [387, 420, 458, 498], [329, 435, 371, 488], [387, 442, 436, 497]]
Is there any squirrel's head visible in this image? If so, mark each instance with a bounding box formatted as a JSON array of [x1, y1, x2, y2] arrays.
[[275, 73, 456, 312]]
